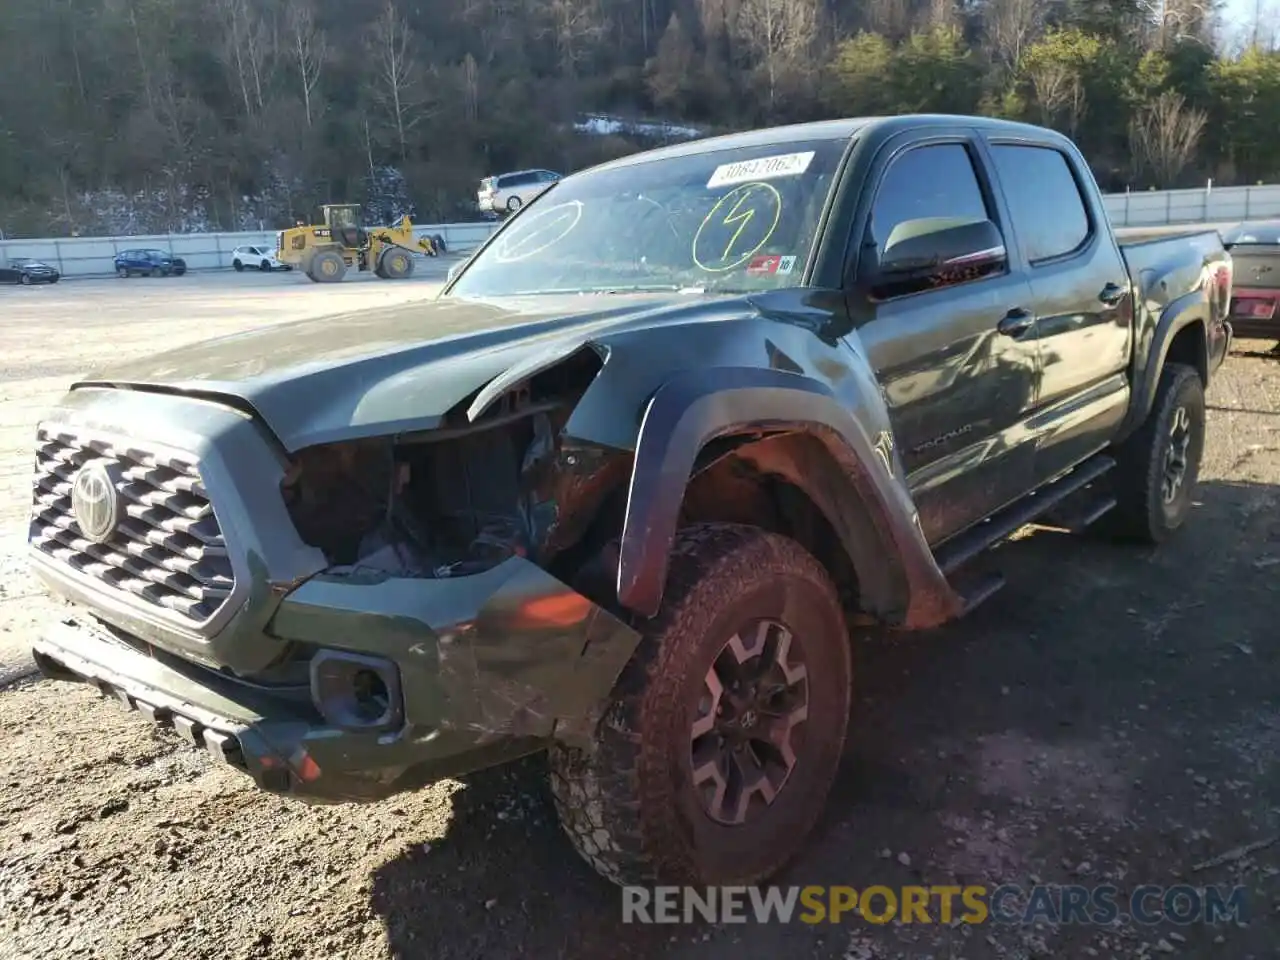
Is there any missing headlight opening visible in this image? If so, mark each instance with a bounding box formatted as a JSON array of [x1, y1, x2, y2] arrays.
[[280, 348, 609, 579]]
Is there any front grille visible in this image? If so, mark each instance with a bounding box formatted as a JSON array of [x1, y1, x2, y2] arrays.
[[29, 427, 235, 623]]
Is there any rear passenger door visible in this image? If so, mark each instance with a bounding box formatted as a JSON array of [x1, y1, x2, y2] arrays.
[[846, 133, 1041, 546], [983, 139, 1133, 481]]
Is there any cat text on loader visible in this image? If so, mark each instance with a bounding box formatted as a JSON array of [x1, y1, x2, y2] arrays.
[[275, 204, 444, 283]]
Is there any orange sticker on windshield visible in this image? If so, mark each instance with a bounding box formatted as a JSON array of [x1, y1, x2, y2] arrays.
[[747, 254, 781, 274], [692, 182, 782, 273]]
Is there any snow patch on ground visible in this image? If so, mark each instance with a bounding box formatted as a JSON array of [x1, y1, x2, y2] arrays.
[[574, 114, 703, 141]]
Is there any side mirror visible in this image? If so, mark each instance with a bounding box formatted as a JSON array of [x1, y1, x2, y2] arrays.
[[876, 218, 1006, 282]]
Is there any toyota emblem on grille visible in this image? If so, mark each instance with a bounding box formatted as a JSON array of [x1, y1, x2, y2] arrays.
[[71, 462, 121, 543]]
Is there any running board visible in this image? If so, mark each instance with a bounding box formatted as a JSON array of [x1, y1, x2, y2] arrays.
[[934, 455, 1116, 576]]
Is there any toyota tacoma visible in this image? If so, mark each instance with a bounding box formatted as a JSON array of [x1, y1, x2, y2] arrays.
[[28, 115, 1232, 887]]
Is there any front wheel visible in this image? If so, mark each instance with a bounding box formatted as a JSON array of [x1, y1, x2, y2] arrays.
[[379, 249, 414, 279], [233, 260, 244, 272], [1103, 362, 1205, 544], [117, 267, 129, 279], [549, 523, 851, 887], [20, 274, 31, 285], [260, 260, 271, 272]]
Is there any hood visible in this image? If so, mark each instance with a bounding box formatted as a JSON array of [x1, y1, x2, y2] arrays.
[[74, 292, 749, 451]]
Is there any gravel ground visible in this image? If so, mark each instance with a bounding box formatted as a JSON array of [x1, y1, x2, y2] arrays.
[[0, 274, 1277, 960]]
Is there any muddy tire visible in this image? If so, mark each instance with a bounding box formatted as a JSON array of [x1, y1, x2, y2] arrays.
[[548, 522, 851, 887], [1103, 362, 1205, 544]]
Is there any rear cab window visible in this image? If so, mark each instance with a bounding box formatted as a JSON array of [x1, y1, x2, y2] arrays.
[[988, 144, 1092, 263]]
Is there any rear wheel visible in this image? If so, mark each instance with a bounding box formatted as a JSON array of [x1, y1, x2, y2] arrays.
[[506, 195, 522, 213], [307, 250, 347, 283], [1102, 362, 1205, 544], [20, 274, 31, 285], [549, 523, 852, 887]]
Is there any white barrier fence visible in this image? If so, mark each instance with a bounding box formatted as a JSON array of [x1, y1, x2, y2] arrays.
[[3, 183, 1279, 279], [0, 221, 501, 279], [1103, 183, 1280, 227]]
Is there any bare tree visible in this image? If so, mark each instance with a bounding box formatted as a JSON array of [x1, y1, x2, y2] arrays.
[[365, 0, 428, 160], [548, 0, 608, 76], [214, 0, 271, 118], [860, 0, 912, 41], [984, 0, 1043, 70], [734, 0, 819, 107], [284, 0, 327, 127], [1129, 89, 1207, 186], [1027, 58, 1088, 137], [925, 0, 958, 30], [461, 53, 480, 123]]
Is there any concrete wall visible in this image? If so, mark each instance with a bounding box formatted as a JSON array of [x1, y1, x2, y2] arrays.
[[1103, 183, 1280, 227], [4, 182, 1280, 279], [0, 221, 501, 279]]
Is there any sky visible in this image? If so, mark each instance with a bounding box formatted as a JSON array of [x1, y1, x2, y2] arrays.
[[1221, 0, 1254, 23]]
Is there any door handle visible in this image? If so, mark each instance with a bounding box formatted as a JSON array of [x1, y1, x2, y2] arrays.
[[997, 307, 1034, 338], [1098, 282, 1126, 306]]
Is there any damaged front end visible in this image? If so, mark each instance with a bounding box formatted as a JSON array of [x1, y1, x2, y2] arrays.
[[33, 345, 643, 803]]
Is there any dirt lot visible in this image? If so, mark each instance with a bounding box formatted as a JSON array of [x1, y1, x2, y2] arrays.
[[0, 274, 1277, 960]]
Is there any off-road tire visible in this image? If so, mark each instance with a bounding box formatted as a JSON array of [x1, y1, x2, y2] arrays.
[[1103, 362, 1205, 544], [379, 248, 414, 279], [548, 522, 852, 887], [307, 250, 346, 283]]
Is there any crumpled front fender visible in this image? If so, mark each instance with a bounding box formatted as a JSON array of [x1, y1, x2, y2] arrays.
[[617, 364, 964, 630]]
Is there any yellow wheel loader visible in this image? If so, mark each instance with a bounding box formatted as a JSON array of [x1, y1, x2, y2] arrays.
[[274, 204, 443, 283]]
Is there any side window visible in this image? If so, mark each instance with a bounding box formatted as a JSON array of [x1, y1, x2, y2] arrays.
[[863, 143, 1002, 299], [989, 145, 1090, 263]]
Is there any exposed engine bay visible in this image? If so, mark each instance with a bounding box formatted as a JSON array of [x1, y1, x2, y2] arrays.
[[279, 349, 621, 580]]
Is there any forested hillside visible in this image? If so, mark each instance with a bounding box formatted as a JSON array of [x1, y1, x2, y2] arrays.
[[1, 0, 1278, 237]]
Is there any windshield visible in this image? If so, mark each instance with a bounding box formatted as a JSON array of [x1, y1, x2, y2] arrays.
[[1223, 223, 1280, 245], [449, 138, 847, 297]]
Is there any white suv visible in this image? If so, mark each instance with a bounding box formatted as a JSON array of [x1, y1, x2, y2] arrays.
[[231, 245, 288, 272], [477, 169, 561, 216]]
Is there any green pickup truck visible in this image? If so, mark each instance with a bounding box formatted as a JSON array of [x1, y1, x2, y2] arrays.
[[29, 114, 1232, 888]]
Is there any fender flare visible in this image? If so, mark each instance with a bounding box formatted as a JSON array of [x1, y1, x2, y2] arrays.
[[1115, 290, 1209, 444], [616, 366, 964, 630]]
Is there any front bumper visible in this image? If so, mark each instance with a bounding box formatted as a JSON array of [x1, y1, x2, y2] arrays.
[[33, 555, 643, 804]]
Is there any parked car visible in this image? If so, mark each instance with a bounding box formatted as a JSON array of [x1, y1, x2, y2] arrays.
[[1220, 219, 1280, 341], [1, 257, 60, 284], [231, 245, 289, 272], [477, 168, 561, 215], [114, 248, 187, 277], [28, 114, 1231, 892]]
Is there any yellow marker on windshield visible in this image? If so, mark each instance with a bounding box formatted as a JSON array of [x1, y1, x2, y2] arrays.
[[693, 182, 782, 272]]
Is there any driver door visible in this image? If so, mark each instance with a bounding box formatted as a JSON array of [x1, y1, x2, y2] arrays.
[[844, 135, 1041, 546]]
